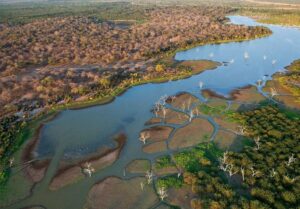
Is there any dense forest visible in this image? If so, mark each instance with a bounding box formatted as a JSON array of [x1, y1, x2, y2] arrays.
[[156, 105, 300, 209]]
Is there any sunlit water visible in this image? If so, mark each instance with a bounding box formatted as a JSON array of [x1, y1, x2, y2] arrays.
[[2, 16, 300, 209]]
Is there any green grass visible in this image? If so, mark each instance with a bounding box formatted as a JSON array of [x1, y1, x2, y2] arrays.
[[238, 8, 300, 26]]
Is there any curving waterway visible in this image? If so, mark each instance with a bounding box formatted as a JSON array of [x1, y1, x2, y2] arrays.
[[1, 16, 300, 209]]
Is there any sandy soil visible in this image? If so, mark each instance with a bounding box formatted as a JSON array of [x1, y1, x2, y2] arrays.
[[85, 177, 158, 209], [169, 118, 213, 150]]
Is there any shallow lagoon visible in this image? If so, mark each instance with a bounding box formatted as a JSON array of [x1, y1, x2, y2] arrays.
[[2, 16, 300, 209]]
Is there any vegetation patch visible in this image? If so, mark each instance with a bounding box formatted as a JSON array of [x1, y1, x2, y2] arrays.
[[155, 155, 175, 169], [173, 105, 300, 209]]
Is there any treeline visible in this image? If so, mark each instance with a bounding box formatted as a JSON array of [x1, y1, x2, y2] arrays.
[[0, 116, 26, 184]]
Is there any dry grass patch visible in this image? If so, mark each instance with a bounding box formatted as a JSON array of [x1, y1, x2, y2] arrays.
[[141, 126, 174, 143], [143, 141, 168, 154], [126, 159, 151, 174], [85, 177, 158, 209], [169, 118, 213, 150]]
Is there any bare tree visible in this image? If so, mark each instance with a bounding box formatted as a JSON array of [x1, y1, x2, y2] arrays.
[[145, 170, 154, 184], [9, 157, 14, 167], [219, 151, 229, 172], [228, 164, 238, 177], [140, 182, 145, 190], [270, 87, 278, 98], [158, 187, 168, 201], [82, 162, 95, 177], [254, 136, 261, 151], [139, 131, 150, 144], [286, 154, 296, 166], [237, 125, 246, 135], [189, 110, 194, 122], [250, 166, 259, 177], [241, 166, 245, 181], [270, 168, 277, 178]]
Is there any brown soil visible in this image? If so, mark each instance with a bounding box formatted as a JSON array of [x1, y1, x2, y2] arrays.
[[167, 92, 200, 110], [145, 117, 162, 125], [49, 134, 126, 191], [166, 187, 195, 209], [85, 177, 158, 209], [203, 86, 265, 103], [141, 126, 174, 143], [214, 116, 239, 132], [126, 159, 151, 174], [202, 89, 227, 100], [157, 108, 189, 124], [169, 118, 213, 150], [214, 130, 238, 151], [230, 86, 265, 103], [143, 141, 168, 154], [154, 166, 178, 176]]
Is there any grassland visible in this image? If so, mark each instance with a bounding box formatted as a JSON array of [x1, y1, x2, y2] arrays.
[[238, 8, 300, 26]]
